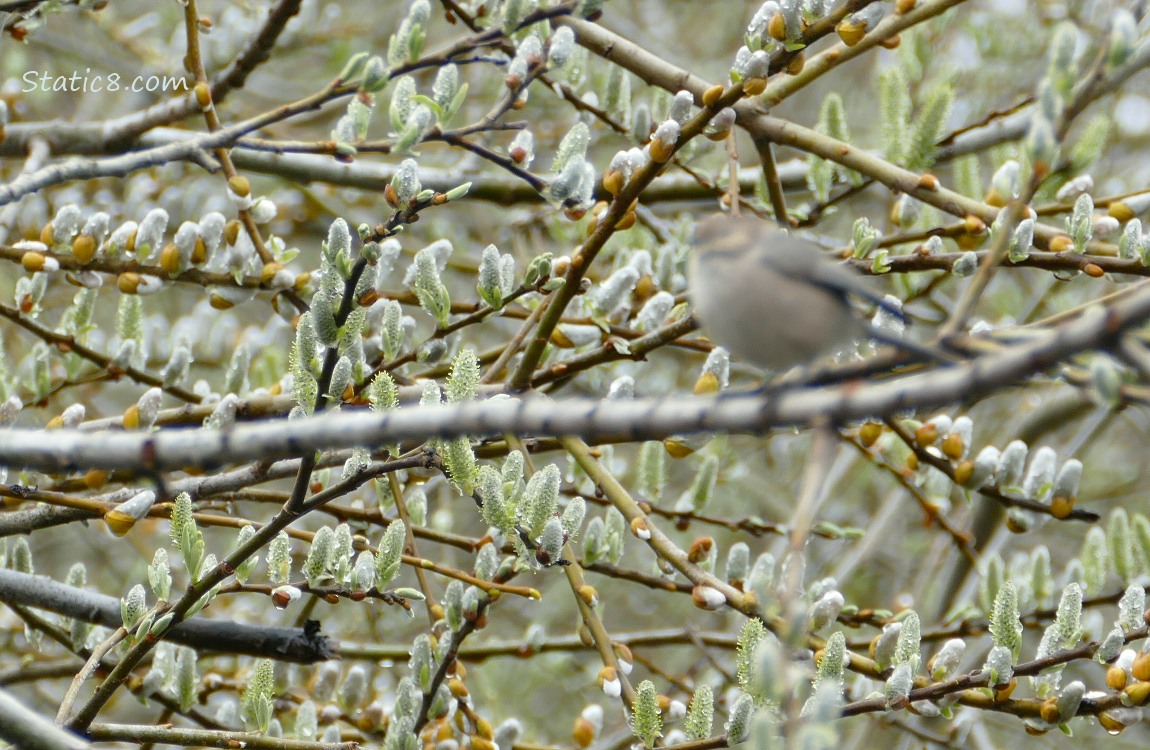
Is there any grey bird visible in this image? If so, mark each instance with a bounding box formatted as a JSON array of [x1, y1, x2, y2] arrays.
[[688, 214, 917, 372]]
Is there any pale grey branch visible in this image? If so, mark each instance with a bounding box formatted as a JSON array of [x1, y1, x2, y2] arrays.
[[0, 280, 1146, 473]]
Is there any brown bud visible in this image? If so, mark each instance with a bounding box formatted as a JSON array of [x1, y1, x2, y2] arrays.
[[785, 52, 805, 75], [963, 214, 987, 235], [572, 716, 595, 747], [917, 173, 939, 191], [914, 422, 939, 447], [687, 536, 714, 563], [384, 182, 400, 208], [879, 34, 901, 49], [1083, 262, 1105, 278]]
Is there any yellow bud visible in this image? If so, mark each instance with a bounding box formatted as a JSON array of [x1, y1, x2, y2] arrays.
[[40, 222, 54, 246], [837, 19, 866, 46], [447, 677, 469, 699], [261, 261, 284, 285], [602, 169, 624, 196], [1049, 234, 1075, 253], [209, 292, 235, 310], [84, 469, 109, 489], [224, 219, 242, 246], [227, 174, 251, 198], [1050, 495, 1075, 519], [194, 81, 212, 110], [663, 438, 695, 459], [21, 251, 46, 272], [159, 243, 181, 275], [72, 234, 97, 264], [118, 272, 142, 294], [550, 329, 576, 348], [768, 12, 787, 40], [577, 584, 598, 607], [1132, 651, 1150, 681], [702, 84, 725, 107], [103, 509, 137, 537], [1109, 201, 1135, 222], [859, 422, 883, 447], [742, 77, 767, 96], [1123, 680, 1150, 706], [122, 404, 140, 430], [648, 138, 675, 164], [941, 433, 964, 460], [614, 211, 637, 230], [1098, 712, 1126, 734]]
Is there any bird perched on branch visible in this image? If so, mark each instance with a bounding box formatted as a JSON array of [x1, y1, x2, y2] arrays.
[[688, 213, 937, 372]]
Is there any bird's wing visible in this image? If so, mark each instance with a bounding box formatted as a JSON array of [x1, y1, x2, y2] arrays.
[[757, 234, 895, 309]]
